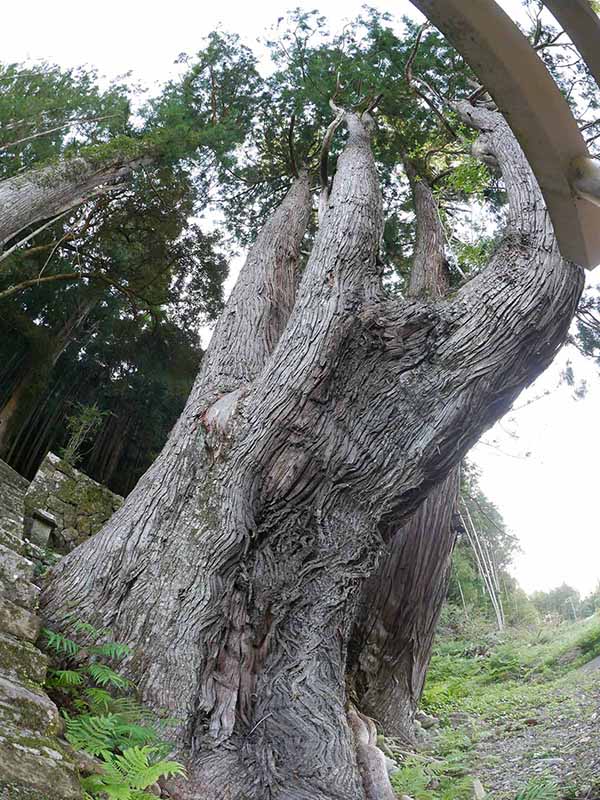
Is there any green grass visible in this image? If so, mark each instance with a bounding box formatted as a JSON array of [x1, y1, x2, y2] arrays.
[[393, 614, 600, 800], [390, 755, 474, 800], [421, 613, 600, 719]]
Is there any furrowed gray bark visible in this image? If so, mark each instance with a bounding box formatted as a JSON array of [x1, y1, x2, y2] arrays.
[[0, 153, 150, 250], [350, 169, 459, 743], [406, 159, 450, 299], [350, 471, 459, 741], [42, 102, 583, 800]]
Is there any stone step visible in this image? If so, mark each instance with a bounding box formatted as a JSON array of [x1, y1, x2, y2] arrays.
[[0, 631, 47, 684], [0, 596, 41, 642], [0, 672, 60, 735], [0, 511, 24, 539], [0, 726, 82, 800], [0, 543, 38, 609], [0, 572, 40, 612], [0, 458, 29, 494], [0, 525, 23, 554]]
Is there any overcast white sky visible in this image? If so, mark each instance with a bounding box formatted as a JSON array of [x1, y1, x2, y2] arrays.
[[3, 0, 598, 596]]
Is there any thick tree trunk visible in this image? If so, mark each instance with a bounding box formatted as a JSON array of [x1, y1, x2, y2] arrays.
[[42, 103, 583, 800], [0, 153, 150, 250], [349, 163, 456, 742], [349, 470, 459, 741]]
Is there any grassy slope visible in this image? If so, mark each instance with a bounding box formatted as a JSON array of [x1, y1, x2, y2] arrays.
[[386, 614, 600, 800]]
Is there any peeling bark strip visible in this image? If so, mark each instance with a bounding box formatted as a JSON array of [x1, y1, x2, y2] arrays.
[[0, 153, 150, 249], [42, 103, 583, 800]]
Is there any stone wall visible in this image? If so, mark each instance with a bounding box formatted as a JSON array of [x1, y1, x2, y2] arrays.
[[24, 453, 123, 553], [0, 457, 82, 799]]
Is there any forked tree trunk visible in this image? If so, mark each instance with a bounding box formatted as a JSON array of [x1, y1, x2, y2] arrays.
[[350, 174, 458, 741], [0, 153, 150, 250], [42, 103, 583, 800]]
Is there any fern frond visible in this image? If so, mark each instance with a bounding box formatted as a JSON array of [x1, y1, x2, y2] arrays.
[[84, 687, 114, 713], [109, 696, 153, 722], [515, 778, 559, 800], [87, 663, 132, 689], [89, 641, 132, 659], [114, 746, 186, 789], [42, 628, 80, 657], [114, 722, 158, 746], [47, 669, 84, 687], [84, 747, 185, 798], [65, 713, 120, 755], [73, 620, 108, 638], [81, 773, 133, 799]]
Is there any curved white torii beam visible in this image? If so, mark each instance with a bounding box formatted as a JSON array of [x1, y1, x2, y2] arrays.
[[543, 0, 600, 90], [409, 0, 600, 269]]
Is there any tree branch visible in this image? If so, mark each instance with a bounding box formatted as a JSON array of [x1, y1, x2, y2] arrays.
[[404, 159, 449, 299], [0, 114, 122, 153], [0, 209, 72, 268], [288, 113, 299, 178], [0, 271, 85, 300]]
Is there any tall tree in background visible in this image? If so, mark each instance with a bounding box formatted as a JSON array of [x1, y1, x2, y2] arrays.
[[0, 36, 257, 470]]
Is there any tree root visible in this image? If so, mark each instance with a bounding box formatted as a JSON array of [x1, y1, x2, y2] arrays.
[[348, 706, 397, 800]]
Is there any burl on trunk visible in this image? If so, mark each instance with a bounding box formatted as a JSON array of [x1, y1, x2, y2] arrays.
[[42, 102, 583, 800]]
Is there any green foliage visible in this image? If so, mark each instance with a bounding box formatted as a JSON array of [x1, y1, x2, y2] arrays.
[[390, 755, 473, 800], [50, 669, 84, 687], [86, 663, 132, 690], [60, 402, 109, 466], [421, 649, 481, 714], [0, 55, 229, 492], [575, 616, 600, 657], [42, 622, 185, 799], [445, 159, 489, 198], [64, 713, 157, 756], [424, 615, 600, 729], [530, 583, 581, 623], [0, 62, 131, 180], [422, 615, 600, 799], [81, 746, 186, 800], [43, 628, 81, 657], [42, 626, 134, 693], [514, 776, 559, 800], [484, 652, 525, 683]]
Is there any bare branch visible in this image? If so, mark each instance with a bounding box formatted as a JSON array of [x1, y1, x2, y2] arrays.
[[288, 113, 299, 178], [403, 29, 461, 142], [533, 30, 567, 51], [0, 210, 72, 268], [404, 23, 430, 88], [0, 114, 122, 153], [362, 93, 383, 118], [0, 271, 84, 301]]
